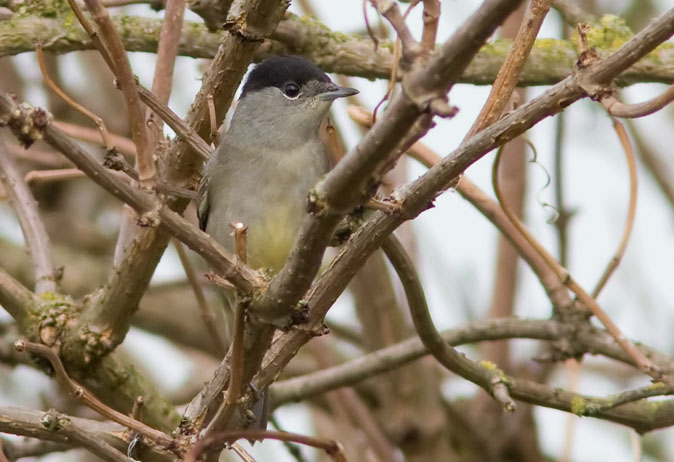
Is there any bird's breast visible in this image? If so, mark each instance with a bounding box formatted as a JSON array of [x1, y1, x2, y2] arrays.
[[205, 140, 328, 272]]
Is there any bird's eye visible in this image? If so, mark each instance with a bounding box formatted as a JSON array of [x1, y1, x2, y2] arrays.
[[283, 83, 300, 99]]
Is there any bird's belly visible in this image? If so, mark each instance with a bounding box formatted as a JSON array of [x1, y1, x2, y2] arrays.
[[244, 202, 299, 272]]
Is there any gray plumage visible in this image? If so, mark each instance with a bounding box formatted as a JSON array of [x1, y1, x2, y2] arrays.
[[196, 56, 358, 428]]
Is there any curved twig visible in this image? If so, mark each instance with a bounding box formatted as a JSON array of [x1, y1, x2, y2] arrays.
[[381, 235, 516, 412], [492, 145, 667, 385], [601, 83, 674, 118], [36, 46, 114, 151], [14, 340, 176, 450], [591, 118, 638, 297]]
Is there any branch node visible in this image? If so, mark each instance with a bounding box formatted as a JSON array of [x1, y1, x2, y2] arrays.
[[0, 100, 53, 148], [288, 301, 311, 329]]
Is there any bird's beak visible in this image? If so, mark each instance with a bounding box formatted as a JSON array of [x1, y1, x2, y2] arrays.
[[319, 84, 359, 101]]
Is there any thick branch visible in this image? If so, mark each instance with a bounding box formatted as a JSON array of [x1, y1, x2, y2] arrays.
[[1, 14, 673, 85]]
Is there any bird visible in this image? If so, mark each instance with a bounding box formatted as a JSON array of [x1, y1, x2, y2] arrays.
[[197, 55, 358, 427]]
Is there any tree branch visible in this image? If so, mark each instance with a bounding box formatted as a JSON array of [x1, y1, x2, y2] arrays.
[[2, 13, 673, 85], [271, 317, 674, 433], [0, 132, 57, 295], [0, 266, 39, 328], [0, 406, 176, 462], [253, 4, 674, 407]]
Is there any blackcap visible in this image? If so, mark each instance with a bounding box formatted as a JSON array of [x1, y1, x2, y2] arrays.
[[197, 55, 358, 427]]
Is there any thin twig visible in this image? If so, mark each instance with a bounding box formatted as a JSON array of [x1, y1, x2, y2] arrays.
[[145, 0, 186, 162], [465, 0, 553, 139], [185, 430, 346, 462], [382, 235, 516, 412], [591, 118, 638, 298], [149, 0, 185, 105], [136, 84, 211, 160], [492, 146, 669, 385], [218, 223, 249, 425], [207, 93, 220, 146], [0, 133, 56, 295], [420, 0, 440, 51], [53, 121, 136, 157], [65, 0, 116, 70], [174, 239, 228, 355], [13, 340, 176, 449], [602, 83, 674, 118], [83, 0, 155, 187], [24, 168, 85, 185], [362, 0, 379, 51], [373, 0, 422, 63], [36, 45, 114, 150]]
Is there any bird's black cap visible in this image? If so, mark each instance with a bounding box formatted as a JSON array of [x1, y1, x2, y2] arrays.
[[241, 56, 331, 97]]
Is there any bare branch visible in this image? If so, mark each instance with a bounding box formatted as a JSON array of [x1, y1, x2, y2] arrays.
[[591, 118, 638, 297], [0, 406, 177, 462], [0, 133, 56, 295], [136, 84, 211, 160], [254, 5, 674, 406], [271, 317, 674, 433], [14, 339, 176, 450], [373, 0, 423, 63], [0, 266, 40, 326], [82, 0, 155, 187], [53, 120, 136, 157], [466, 0, 553, 138], [36, 46, 114, 151], [383, 235, 516, 411], [602, 83, 674, 118], [420, 0, 440, 51], [174, 240, 227, 355], [186, 430, 346, 462], [3, 13, 674, 86]]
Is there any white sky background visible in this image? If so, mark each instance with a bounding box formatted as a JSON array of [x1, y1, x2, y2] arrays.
[[2, 0, 674, 461]]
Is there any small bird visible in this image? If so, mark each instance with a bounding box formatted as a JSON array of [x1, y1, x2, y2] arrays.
[[197, 55, 358, 427], [198, 56, 358, 272]]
